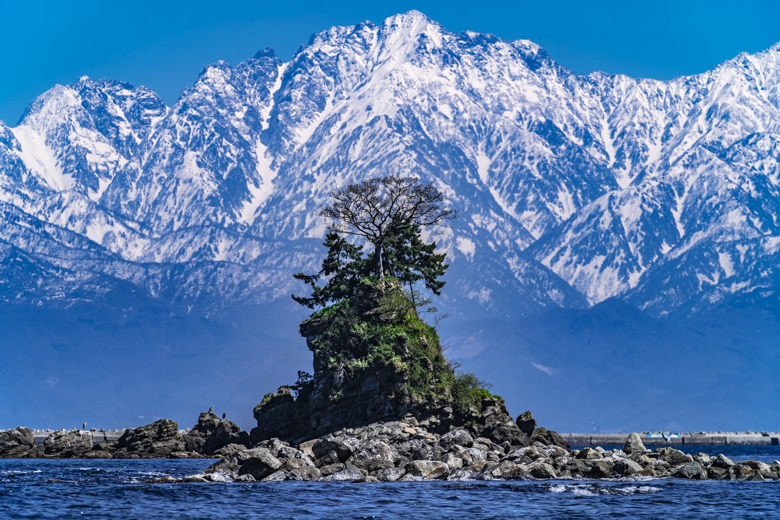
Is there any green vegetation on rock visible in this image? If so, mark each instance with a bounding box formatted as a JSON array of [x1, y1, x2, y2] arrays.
[[252, 176, 497, 440]]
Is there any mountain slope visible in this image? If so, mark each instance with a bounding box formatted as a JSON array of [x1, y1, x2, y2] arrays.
[[0, 11, 779, 319]]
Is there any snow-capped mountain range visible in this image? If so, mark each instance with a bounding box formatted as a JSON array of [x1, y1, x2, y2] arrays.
[[2, 10, 780, 319]]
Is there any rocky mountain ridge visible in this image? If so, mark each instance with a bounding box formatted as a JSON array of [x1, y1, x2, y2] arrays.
[[1, 11, 780, 318]]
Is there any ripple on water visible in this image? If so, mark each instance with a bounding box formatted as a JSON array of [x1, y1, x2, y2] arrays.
[[1, 458, 780, 519]]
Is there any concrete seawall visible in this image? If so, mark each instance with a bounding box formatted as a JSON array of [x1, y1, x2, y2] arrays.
[[564, 432, 780, 447], [29, 429, 129, 446]]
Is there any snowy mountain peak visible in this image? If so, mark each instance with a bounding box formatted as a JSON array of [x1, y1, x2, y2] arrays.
[[2, 12, 780, 319]]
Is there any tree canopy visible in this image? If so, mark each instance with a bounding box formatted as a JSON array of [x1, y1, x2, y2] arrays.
[[293, 176, 455, 310], [320, 176, 456, 280]]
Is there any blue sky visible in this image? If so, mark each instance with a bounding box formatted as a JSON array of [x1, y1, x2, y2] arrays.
[[1, 0, 778, 125]]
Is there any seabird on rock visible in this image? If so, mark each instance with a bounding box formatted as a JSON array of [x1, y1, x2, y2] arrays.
[[222, 413, 226, 419], [208, 406, 213, 413]]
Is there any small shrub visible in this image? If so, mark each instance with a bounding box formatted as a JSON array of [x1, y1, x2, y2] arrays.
[[451, 371, 494, 414]]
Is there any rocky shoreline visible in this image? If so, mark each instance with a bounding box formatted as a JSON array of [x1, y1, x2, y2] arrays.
[[4, 408, 779, 484], [159, 420, 780, 484], [0, 412, 247, 460]]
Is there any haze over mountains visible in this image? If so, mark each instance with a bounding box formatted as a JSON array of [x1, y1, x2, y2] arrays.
[[2, 11, 779, 432]]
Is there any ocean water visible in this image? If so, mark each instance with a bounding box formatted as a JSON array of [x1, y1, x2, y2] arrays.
[[1, 446, 779, 519]]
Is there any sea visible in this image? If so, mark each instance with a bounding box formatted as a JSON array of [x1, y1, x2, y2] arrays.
[[1, 445, 779, 519]]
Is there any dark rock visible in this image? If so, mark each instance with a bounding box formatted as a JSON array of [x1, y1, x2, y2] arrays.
[[312, 438, 355, 462], [530, 463, 557, 479], [236, 448, 282, 480], [708, 466, 729, 480], [43, 429, 92, 457], [515, 411, 537, 437], [623, 433, 646, 455], [213, 443, 249, 458], [115, 419, 184, 458], [729, 464, 762, 481], [588, 461, 613, 479], [183, 411, 249, 455], [672, 462, 706, 480], [475, 398, 530, 447], [530, 427, 570, 450], [656, 447, 690, 466], [0, 427, 35, 458], [205, 457, 241, 476]]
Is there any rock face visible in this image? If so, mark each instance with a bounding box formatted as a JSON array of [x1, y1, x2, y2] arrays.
[[183, 412, 249, 455], [250, 280, 534, 448], [43, 429, 92, 457], [113, 419, 185, 458], [0, 427, 35, 458]]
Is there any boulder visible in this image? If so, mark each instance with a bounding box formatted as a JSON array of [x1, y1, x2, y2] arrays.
[[623, 433, 646, 455], [406, 460, 449, 479], [378, 467, 406, 482], [588, 461, 613, 479], [115, 419, 184, 457], [183, 411, 249, 455], [347, 440, 397, 472], [728, 464, 762, 481], [439, 429, 473, 448], [0, 427, 35, 458], [323, 462, 364, 481], [656, 447, 690, 466], [708, 466, 729, 480], [43, 429, 92, 457], [312, 438, 357, 463], [213, 443, 249, 458], [530, 463, 557, 479], [515, 411, 537, 437], [253, 438, 289, 458], [279, 457, 321, 480], [576, 447, 603, 460], [672, 462, 706, 480], [710, 453, 736, 469], [614, 459, 642, 476], [529, 427, 570, 450], [476, 398, 530, 447], [236, 448, 282, 480], [318, 463, 345, 476]]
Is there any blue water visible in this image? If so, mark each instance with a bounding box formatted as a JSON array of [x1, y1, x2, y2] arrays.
[[1, 446, 779, 519]]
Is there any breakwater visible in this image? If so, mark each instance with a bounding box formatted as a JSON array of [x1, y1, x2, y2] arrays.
[[563, 432, 780, 447]]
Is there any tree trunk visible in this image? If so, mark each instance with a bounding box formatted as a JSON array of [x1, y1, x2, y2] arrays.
[[376, 241, 385, 279]]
